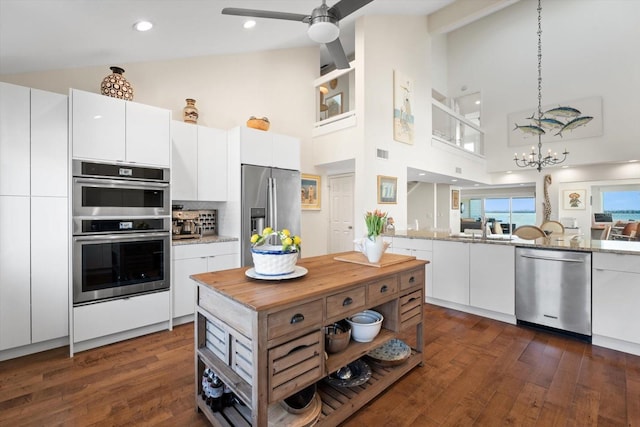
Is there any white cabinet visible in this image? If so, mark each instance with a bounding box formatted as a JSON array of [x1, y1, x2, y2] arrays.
[[171, 121, 228, 201], [71, 89, 170, 166], [432, 240, 470, 305], [469, 243, 515, 315], [229, 126, 300, 170], [592, 252, 640, 344], [172, 241, 240, 318], [0, 83, 68, 352], [390, 237, 433, 299]]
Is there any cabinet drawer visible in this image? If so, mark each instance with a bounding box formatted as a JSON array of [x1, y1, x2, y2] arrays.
[[400, 289, 423, 329], [367, 276, 399, 305], [268, 330, 323, 403], [400, 268, 424, 291], [267, 299, 323, 341], [326, 286, 366, 320]]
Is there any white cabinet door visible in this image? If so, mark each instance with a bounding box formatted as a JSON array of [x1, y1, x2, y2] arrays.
[[31, 89, 68, 197], [198, 126, 228, 201], [173, 257, 207, 318], [71, 89, 126, 161], [432, 240, 470, 305], [390, 238, 433, 299], [171, 121, 198, 200], [31, 197, 68, 343], [272, 133, 300, 170], [126, 101, 171, 167], [0, 82, 30, 196], [469, 243, 515, 315], [208, 253, 240, 271], [239, 126, 273, 167], [0, 196, 31, 350], [593, 267, 640, 344]]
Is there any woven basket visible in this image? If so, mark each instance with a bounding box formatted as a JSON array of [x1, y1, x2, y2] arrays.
[[251, 245, 298, 276]]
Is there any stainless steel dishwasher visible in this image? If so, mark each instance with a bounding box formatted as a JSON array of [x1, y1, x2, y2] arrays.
[[515, 247, 592, 337]]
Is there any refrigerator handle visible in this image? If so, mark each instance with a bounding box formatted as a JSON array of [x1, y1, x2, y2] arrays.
[[272, 177, 278, 230], [267, 177, 275, 230]]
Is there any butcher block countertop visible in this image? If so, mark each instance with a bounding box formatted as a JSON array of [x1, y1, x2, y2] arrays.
[[190, 251, 427, 312]]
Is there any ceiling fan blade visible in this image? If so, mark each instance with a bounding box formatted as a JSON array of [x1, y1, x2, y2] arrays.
[[326, 39, 350, 69], [221, 8, 308, 23], [329, 0, 375, 20]]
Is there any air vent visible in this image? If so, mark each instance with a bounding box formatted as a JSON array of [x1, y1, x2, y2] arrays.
[[377, 149, 389, 160], [455, 167, 462, 174]]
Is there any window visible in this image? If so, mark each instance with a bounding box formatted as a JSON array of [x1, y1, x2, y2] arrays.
[[602, 190, 640, 222], [464, 196, 536, 231]]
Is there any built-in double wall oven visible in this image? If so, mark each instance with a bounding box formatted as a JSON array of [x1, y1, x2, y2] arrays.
[[72, 160, 171, 305]]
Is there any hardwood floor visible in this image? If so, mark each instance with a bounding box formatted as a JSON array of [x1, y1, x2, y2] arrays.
[[1, 304, 639, 426]]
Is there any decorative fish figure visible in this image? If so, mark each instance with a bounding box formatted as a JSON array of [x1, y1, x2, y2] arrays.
[[514, 123, 545, 136], [544, 106, 581, 118], [555, 116, 593, 137], [527, 114, 565, 130]]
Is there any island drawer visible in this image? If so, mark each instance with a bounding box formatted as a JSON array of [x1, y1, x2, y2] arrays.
[[267, 299, 323, 341], [400, 289, 423, 329], [326, 286, 366, 320], [400, 268, 425, 291], [367, 276, 399, 305], [268, 330, 323, 403]]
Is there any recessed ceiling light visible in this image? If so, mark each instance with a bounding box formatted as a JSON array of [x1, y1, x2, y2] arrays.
[[506, 171, 513, 174], [418, 172, 426, 176], [133, 20, 153, 32], [561, 165, 569, 168], [629, 160, 638, 163], [475, 100, 481, 105], [474, 183, 480, 186], [244, 20, 256, 29], [451, 179, 458, 182]]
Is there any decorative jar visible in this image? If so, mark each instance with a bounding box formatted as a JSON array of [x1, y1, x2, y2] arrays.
[[100, 66, 134, 100], [183, 98, 199, 124], [247, 116, 270, 131]]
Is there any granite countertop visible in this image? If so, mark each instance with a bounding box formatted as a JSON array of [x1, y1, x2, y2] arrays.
[[386, 230, 640, 255], [172, 235, 238, 246]]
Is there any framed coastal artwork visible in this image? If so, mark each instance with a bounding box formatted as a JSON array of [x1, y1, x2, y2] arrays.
[[325, 92, 343, 118], [563, 189, 586, 210], [451, 190, 460, 210], [393, 70, 414, 144], [301, 174, 321, 210], [377, 175, 397, 204]]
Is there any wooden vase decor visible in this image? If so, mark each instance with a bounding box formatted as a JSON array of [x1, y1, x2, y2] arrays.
[[100, 66, 134, 100], [183, 98, 199, 124], [247, 116, 270, 131]]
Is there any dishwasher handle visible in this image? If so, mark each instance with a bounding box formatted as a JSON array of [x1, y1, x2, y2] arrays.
[[519, 254, 585, 263]]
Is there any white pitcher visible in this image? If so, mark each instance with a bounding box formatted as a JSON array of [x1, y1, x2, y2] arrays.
[[354, 236, 390, 263]]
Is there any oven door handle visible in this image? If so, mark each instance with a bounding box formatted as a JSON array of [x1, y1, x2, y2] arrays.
[[73, 177, 169, 189], [73, 232, 170, 242]]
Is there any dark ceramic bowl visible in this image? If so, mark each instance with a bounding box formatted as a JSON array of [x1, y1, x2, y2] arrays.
[[280, 383, 317, 414]]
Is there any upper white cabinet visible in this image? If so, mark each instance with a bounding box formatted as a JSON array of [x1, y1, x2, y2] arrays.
[[0, 83, 30, 196], [171, 121, 228, 201], [0, 83, 69, 352], [71, 89, 170, 167], [469, 243, 515, 315], [229, 126, 300, 170]]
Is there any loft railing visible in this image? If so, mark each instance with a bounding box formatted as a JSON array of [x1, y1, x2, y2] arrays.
[[432, 98, 484, 156]]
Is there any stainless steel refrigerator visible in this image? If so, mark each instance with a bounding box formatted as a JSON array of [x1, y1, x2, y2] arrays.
[[241, 164, 301, 267]]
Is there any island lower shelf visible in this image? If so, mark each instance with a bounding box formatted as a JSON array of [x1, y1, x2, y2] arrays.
[[196, 350, 422, 427]]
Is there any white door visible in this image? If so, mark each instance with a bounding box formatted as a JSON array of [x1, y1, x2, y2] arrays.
[[328, 174, 354, 253]]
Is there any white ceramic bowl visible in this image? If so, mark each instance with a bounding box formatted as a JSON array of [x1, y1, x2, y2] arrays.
[[346, 310, 384, 342], [251, 245, 298, 276]]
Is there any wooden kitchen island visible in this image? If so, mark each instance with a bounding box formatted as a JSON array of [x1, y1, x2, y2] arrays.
[[190, 252, 427, 427]]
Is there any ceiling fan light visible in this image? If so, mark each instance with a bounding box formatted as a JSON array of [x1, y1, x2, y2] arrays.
[[307, 21, 339, 44]]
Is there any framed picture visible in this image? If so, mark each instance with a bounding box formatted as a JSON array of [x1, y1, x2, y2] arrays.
[[451, 190, 460, 210], [563, 189, 586, 210], [325, 92, 343, 118], [301, 174, 321, 210], [393, 70, 414, 144], [377, 175, 397, 204]]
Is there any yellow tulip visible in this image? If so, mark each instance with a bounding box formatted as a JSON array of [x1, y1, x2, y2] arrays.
[[263, 227, 273, 235], [250, 234, 259, 243], [284, 237, 293, 246], [293, 236, 302, 245], [281, 229, 291, 237]]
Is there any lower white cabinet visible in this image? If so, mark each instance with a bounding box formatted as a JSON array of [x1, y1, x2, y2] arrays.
[[432, 240, 470, 305], [592, 252, 640, 344], [389, 237, 433, 298], [172, 241, 240, 318], [469, 243, 515, 315], [73, 291, 170, 343]]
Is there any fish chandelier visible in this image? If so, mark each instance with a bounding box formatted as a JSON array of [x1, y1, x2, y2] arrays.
[[513, 0, 574, 172]]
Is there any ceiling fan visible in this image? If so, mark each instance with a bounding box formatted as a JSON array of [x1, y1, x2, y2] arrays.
[[222, 0, 374, 69]]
